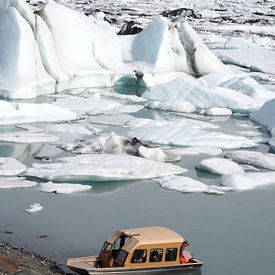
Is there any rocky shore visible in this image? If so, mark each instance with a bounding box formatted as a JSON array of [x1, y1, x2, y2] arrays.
[[0, 242, 67, 275]]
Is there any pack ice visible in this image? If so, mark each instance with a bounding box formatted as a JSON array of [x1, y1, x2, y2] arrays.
[[26, 154, 185, 182]]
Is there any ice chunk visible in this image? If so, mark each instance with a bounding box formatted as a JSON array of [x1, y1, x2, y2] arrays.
[[138, 146, 182, 162], [47, 123, 100, 135], [0, 157, 26, 176], [146, 100, 196, 113], [0, 100, 77, 125], [25, 203, 43, 214], [225, 151, 275, 171], [26, 154, 185, 182], [40, 182, 91, 194], [214, 38, 275, 75], [175, 19, 227, 76], [196, 157, 244, 175], [143, 78, 259, 113], [0, 177, 37, 189], [206, 107, 232, 116], [168, 146, 222, 156], [53, 95, 121, 115], [129, 126, 256, 149], [222, 172, 275, 191], [89, 113, 134, 126], [156, 175, 230, 195], [250, 99, 275, 131], [0, 2, 55, 99], [0, 132, 59, 143]]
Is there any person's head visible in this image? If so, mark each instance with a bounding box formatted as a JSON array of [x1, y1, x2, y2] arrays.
[[183, 240, 190, 248]]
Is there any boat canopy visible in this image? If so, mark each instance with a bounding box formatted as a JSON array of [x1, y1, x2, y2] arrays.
[[105, 226, 184, 253]]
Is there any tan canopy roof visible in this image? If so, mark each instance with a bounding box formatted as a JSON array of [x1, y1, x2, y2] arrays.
[[105, 226, 184, 253]]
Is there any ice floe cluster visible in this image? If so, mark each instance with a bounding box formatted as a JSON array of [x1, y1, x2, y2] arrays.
[[0, 0, 275, 199]]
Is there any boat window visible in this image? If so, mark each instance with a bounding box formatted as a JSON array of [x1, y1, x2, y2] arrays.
[[130, 249, 147, 263], [149, 249, 163, 262], [102, 242, 113, 252], [114, 250, 128, 267], [165, 248, 178, 261]]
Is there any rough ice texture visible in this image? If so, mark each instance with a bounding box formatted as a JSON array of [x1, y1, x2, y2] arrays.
[[143, 78, 259, 114], [0, 157, 26, 176], [0, 132, 59, 143], [225, 151, 275, 171], [47, 123, 100, 135], [156, 175, 231, 195], [206, 107, 232, 116], [250, 99, 275, 131], [0, 100, 77, 125], [168, 147, 222, 156], [196, 157, 244, 175], [0, 1, 55, 99], [222, 172, 275, 191], [40, 182, 92, 194], [214, 38, 275, 75], [0, 177, 37, 189], [25, 202, 43, 213], [26, 154, 185, 182], [129, 125, 256, 149]]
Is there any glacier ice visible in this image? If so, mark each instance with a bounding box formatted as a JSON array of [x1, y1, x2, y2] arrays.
[[196, 157, 244, 175], [40, 182, 92, 194], [26, 154, 185, 182], [0, 157, 26, 176]]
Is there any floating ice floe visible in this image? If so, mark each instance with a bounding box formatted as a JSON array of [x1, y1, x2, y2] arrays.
[[0, 177, 37, 189], [0, 132, 59, 144], [225, 151, 275, 171], [25, 203, 43, 214], [47, 123, 100, 135], [0, 157, 26, 176], [89, 113, 135, 126], [146, 100, 196, 113], [214, 38, 275, 75], [0, 100, 77, 125], [129, 125, 256, 149], [156, 176, 232, 195], [196, 157, 244, 175], [205, 107, 232, 116], [16, 124, 44, 133], [142, 78, 259, 114], [236, 130, 270, 144], [26, 154, 185, 182], [168, 146, 222, 156], [222, 172, 275, 191], [40, 182, 92, 194]]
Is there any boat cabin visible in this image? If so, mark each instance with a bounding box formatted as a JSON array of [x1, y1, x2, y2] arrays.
[[99, 226, 191, 268]]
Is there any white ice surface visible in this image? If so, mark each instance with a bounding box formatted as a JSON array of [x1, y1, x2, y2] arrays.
[[47, 123, 100, 135], [206, 107, 232, 116], [143, 78, 259, 113], [0, 132, 59, 144], [0, 177, 37, 189], [0, 157, 26, 176], [196, 157, 244, 175], [168, 146, 222, 156], [156, 175, 231, 195], [222, 172, 275, 191], [25, 202, 43, 214], [40, 182, 92, 194], [26, 154, 185, 182], [214, 38, 275, 75], [225, 151, 275, 171], [89, 113, 134, 126], [129, 125, 256, 149], [146, 100, 196, 113], [0, 100, 77, 125]]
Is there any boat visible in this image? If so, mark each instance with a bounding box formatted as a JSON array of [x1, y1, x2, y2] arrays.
[[67, 226, 203, 274]]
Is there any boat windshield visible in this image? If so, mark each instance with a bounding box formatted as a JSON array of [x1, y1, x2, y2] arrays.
[[102, 242, 113, 253]]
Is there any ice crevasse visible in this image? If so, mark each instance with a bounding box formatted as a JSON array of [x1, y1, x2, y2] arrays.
[[0, 0, 228, 99]]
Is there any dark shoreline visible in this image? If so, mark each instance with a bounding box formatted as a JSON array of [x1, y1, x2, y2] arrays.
[[0, 241, 68, 275]]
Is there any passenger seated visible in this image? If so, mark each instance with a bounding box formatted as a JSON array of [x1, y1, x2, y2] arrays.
[[180, 240, 192, 264]]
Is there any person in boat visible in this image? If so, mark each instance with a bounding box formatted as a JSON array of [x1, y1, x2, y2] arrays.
[[180, 240, 192, 264]]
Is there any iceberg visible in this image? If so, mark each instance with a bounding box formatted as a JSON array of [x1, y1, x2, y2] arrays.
[[0, 157, 26, 176], [25, 202, 43, 214], [40, 182, 92, 194], [196, 157, 244, 175], [0, 177, 37, 189], [156, 175, 231, 195], [142, 78, 259, 113], [129, 125, 256, 149], [26, 154, 185, 182], [0, 100, 77, 125], [0, 131, 59, 143], [222, 172, 275, 191], [225, 151, 275, 171]]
